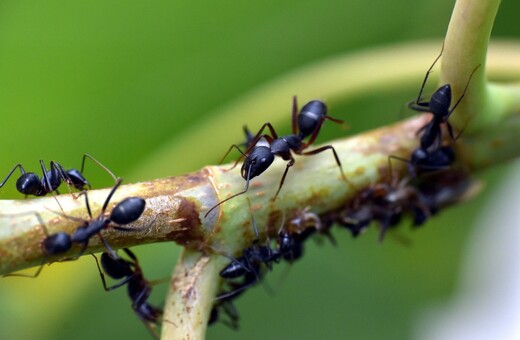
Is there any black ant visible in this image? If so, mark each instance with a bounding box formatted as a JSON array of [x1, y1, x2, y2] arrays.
[[0, 154, 116, 197], [92, 248, 162, 338], [6, 179, 146, 278], [205, 96, 346, 218], [48, 178, 146, 257], [217, 198, 280, 300], [409, 44, 480, 150]]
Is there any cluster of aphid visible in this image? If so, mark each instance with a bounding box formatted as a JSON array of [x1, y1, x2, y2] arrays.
[[1, 155, 162, 337], [206, 45, 480, 328], [2, 45, 479, 337]]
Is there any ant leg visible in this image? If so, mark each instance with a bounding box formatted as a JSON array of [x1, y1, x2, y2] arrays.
[[323, 115, 344, 124], [3, 260, 46, 278], [387, 154, 413, 176], [246, 197, 260, 241], [446, 64, 481, 119], [99, 234, 118, 259], [81, 190, 94, 219], [246, 122, 280, 153], [292, 96, 298, 134], [220, 144, 247, 170], [0, 164, 26, 189], [413, 42, 445, 106], [2, 211, 53, 278], [272, 157, 295, 201], [303, 112, 344, 149], [217, 272, 259, 301], [51, 161, 78, 196], [91, 253, 134, 291], [221, 301, 240, 330], [303, 118, 325, 146], [204, 163, 253, 219], [81, 153, 118, 185], [301, 145, 348, 182], [228, 122, 279, 169], [100, 178, 123, 214], [40, 160, 58, 195]]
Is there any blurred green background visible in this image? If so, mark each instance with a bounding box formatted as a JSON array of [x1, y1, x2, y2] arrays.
[[0, 1, 519, 339]]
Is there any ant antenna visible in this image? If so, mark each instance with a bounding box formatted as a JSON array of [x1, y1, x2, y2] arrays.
[[80, 153, 118, 184], [204, 163, 253, 219], [415, 42, 445, 104]]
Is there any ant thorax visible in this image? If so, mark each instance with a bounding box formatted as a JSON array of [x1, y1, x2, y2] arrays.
[[270, 135, 302, 157]]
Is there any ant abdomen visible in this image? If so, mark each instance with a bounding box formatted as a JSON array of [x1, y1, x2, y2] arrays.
[[298, 100, 327, 138], [16, 173, 42, 196], [429, 84, 451, 118], [110, 197, 146, 225], [43, 232, 72, 255]]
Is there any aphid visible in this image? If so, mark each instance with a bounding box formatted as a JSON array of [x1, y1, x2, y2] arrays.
[[409, 44, 480, 150], [92, 248, 162, 337], [339, 171, 431, 241], [205, 96, 346, 218], [0, 154, 116, 197]]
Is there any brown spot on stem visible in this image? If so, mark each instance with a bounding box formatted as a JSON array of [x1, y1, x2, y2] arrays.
[[166, 197, 205, 246]]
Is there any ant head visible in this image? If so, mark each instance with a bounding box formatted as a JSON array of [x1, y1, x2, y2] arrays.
[[65, 169, 91, 190], [110, 197, 146, 225], [43, 232, 72, 255], [241, 146, 274, 180], [429, 84, 451, 119], [16, 173, 41, 195], [298, 100, 327, 138]]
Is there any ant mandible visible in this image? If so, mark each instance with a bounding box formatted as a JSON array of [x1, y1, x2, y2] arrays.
[[92, 248, 162, 338], [409, 43, 480, 150], [205, 96, 346, 218], [0, 153, 116, 197]]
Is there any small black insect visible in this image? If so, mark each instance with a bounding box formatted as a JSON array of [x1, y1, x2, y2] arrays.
[[216, 198, 280, 300], [92, 248, 162, 338], [57, 178, 146, 258], [5, 179, 146, 278], [205, 96, 346, 218], [0, 154, 116, 197], [409, 44, 480, 150], [339, 171, 432, 242]]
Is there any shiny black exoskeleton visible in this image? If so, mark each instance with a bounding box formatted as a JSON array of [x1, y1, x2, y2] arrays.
[[42, 178, 146, 259], [407, 145, 455, 177], [409, 44, 480, 150], [93, 248, 162, 337], [219, 210, 278, 282], [205, 96, 345, 218], [216, 203, 281, 301], [0, 161, 64, 197], [0, 154, 116, 197]]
